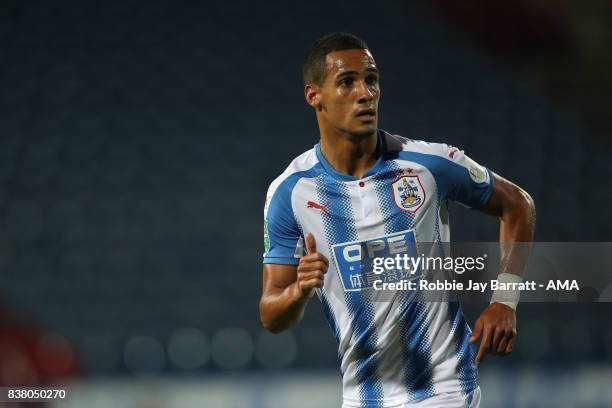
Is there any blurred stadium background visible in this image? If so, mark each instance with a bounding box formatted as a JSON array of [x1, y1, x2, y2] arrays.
[[0, 0, 611, 406]]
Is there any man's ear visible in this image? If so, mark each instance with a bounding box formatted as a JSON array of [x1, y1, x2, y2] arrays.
[[304, 84, 321, 110]]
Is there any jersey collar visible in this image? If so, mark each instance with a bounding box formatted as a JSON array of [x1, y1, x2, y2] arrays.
[[315, 129, 387, 182]]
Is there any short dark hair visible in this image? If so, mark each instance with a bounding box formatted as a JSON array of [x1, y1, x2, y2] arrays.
[[303, 32, 369, 85]]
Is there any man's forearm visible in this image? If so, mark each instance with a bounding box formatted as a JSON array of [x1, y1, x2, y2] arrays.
[[499, 186, 536, 277], [259, 284, 309, 333]]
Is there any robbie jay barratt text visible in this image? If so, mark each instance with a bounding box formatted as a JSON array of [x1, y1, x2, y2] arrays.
[[371, 279, 579, 292]]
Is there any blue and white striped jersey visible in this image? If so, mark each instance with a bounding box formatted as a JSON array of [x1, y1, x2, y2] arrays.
[[263, 130, 493, 407]]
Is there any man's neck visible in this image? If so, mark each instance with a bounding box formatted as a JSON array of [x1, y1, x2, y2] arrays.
[[319, 128, 379, 179]]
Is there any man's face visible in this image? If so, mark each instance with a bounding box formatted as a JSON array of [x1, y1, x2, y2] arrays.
[[310, 49, 380, 138]]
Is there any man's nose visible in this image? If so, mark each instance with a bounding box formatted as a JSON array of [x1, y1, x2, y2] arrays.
[[356, 80, 375, 104]]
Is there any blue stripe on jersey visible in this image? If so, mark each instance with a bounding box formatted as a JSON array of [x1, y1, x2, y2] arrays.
[[466, 390, 474, 406], [397, 293, 436, 400], [449, 302, 479, 394], [315, 174, 384, 407], [397, 152, 493, 208], [373, 161, 436, 401], [319, 289, 344, 368]]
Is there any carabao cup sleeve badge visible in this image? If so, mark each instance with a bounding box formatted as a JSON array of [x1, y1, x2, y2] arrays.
[[264, 219, 270, 252]]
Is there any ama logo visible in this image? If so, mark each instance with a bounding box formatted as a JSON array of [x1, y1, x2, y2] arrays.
[[331, 230, 418, 291], [392, 175, 425, 213]]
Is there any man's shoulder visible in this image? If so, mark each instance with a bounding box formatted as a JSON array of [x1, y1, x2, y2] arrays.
[[383, 131, 455, 160], [265, 146, 320, 201]]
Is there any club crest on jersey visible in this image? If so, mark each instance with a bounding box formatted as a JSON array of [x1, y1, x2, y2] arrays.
[[392, 175, 425, 213]]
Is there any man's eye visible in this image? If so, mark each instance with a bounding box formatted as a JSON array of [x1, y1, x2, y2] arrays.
[[340, 78, 353, 87], [366, 76, 378, 85]]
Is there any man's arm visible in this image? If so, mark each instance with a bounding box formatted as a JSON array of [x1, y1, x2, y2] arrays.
[[259, 234, 328, 333], [469, 172, 536, 363]]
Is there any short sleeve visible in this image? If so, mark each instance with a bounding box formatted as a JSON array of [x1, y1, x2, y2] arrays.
[[262, 181, 303, 265], [437, 145, 494, 209]]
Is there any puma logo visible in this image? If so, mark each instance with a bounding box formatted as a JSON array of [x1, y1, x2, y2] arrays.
[[306, 200, 330, 216]]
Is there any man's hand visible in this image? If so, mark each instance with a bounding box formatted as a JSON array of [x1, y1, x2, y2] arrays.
[[259, 233, 328, 333], [469, 303, 517, 364], [293, 233, 329, 299]]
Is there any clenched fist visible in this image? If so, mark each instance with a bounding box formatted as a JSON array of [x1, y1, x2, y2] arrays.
[[294, 233, 329, 299]]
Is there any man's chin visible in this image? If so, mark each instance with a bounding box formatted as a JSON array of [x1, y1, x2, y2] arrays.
[[347, 123, 378, 140]]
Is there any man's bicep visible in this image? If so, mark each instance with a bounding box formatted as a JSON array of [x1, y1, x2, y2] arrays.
[[478, 172, 525, 217], [262, 263, 298, 293]]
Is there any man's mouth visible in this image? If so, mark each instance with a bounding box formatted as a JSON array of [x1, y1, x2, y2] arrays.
[[355, 108, 376, 121]]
